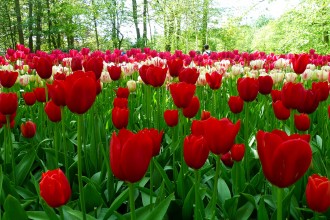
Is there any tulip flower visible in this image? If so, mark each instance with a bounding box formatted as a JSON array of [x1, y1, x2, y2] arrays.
[[110, 129, 153, 183], [206, 71, 223, 90], [0, 70, 18, 88], [139, 65, 150, 85], [0, 112, 16, 124], [169, 82, 196, 108], [44, 101, 62, 122], [113, 98, 128, 109], [167, 58, 183, 77], [183, 134, 209, 169], [112, 107, 129, 129], [179, 67, 199, 84], [221, 152, 234, 167], [305, 174, 330, 213], [312, 81, 329, 102], [39, 169, 71, 208], [146, 66, 167, 87], [228, 96, 244, 114], [258, 75, 273, 95], [141, 128, 164, 156], [297, 89, 320, 114], [48, 80, 66, 107], [256, 130, 312, 188], [36, 56, 53, 79], [22, 92, 37, 106], [230, 144, 245, 162], [115, 87, 130, 98], [292, 53, 309, 74], [272, 100, 290, 120], [107, 65, 122, 81], [237, 77, 259, 102], [71, 56, 83, 71], [294, 113, 310, 131], [281, 82, 305, 110], [201, 110, 211, 120], [164, 109, 178, 127], [182, 96, 200, 118], [271, 89, 281, 102], [83, 56, 103, 80], [0, 93, 18, 115], [34, 87, 46, 103], [21, 121, 37, 138]]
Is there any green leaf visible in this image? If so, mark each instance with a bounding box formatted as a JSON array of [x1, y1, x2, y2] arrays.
[[223, 195, 239, 219], [153, 159, 173, 192], [83, 182, 104, 212], [232, 162, 246, 195], [103, 188, 129, 220], [218, 178, 231, 204], [282, 186, 295, 218], [40, 200, 59, 220], [182, 184, 194, 219], [27, 211, 49, 220], [241, 193, 257, 208], [3, 195, 28, 220], [145, 193, 174, 220], [258, 197, 269, 220], [63, 205, 96, 220], [235, 202, 254, 220], [15, 149, 36, 185]]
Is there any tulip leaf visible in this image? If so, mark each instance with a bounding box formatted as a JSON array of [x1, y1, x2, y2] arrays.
[[40, 200, 59, 220], [223, 196, 239, 219], [103, 188, 129, 220], [218, 178, 231, 204], [15, 149, 35, 185], [153, 158, 173, 191], [83, 182, 104, 212], [235, 201, 254, 220], [282, 186, 295, 219], [3, 195, 28, 220], [257, 197, 269, 220], [182, 184, 194, 219], [27, 211, 50, 220], [144, 193, 174, 220], [62, 205, 96, 220]]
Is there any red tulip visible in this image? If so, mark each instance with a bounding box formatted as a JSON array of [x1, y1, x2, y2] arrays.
[[167, 59, 183, 77], [107, 65, 121, 81], [44, 101, 61, 122], [146, 66, 167, 87], [115, 87, 129, 98], [184, 134, 209, 169], [294, 113, 310, 131], [34, 87, 46, 103], [0, 70, 18, 88], [221, 152, 234, 167], [271, 89, 281, 102], [203, 117, 240, 155], [0, 93, 18, 115], [237, 77, 259, 102], [65, 71, 97, 114], [305, 174, 330, 213], [206, 71, 223, 90], [71, 56, 83, 71], [0, 112, 16, 124], [48, 80, 66, 107], [272, 100, 290, 120], [201, 110, 211, 120], [83, 56, 103, 80], [297, 89, 319, 114], [141, 128, 164, 156], [312, 82, 329, 102], [21, 121, 37, 138], [169, 82, 196, 108], [182, 96, 200, 118], [113, 98, 128, 109], [179, 67, 199, 84], [228, 96, 244, 114], [39, 169, 71, 208], [230, 144, 245, 162], [36, 56, 53, 79], [292, 54, 309, 74], [164, 109, 178, 127], [281, 82, 305, 110], [258, 75, 273, 95], [139, 65, 150, 85], [256, 130, 312, 188], [23, 92, 37, 106], [110, 129, 153, 183], [112, 107, 129, 129]]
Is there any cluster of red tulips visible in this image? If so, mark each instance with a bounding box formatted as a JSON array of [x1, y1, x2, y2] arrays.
[[0, 44, 329, 219]]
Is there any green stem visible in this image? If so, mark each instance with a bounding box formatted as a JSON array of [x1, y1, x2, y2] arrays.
[[244, 102, 250, 181], [211, 156, 221, 220], [59, 206, 65, 220], [314, 211, 319, 220], [6, 116, 16, 185], [194, 169, 201, 220], [157, 88, 161, 130], [61, 107, 69, 181], [54, 123, 59, 168], [77, 114, 86, 220], [276, 187, 284, 220], [213, 90, 217, 117], [149, 158, 154, 207], [128, 183, 136, 220]]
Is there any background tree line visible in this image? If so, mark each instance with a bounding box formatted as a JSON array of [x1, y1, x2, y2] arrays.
[[0, 0, 329, 54]]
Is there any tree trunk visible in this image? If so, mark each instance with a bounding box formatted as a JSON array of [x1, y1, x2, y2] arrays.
[[3, 0, 16, 48], [132, 0, 141, 46], [110, 0, 118, 48], [14, 0, 24, 45], [28, 0, 33, 50], [36, 0, 42, 51], [201, 0, 209, 49], [176, 17, 181, 50], [91, 0, 100, 49], [142, 0, 148, 47], [46, 0, 52, 50]]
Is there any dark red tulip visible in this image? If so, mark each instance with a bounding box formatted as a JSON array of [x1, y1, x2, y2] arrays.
[[0, 70, 18, 88], [39, 169, 71, 208], [44, 101, 62, 122], [115, 87, 130, 98], [179, 68, 199, 84], [271, 89, 281, 102], [305, 174, 330, 213], [71, 56, 83, 71], [281, 82, 305, 110], [184, 134, 209, 169], [191, 120, 204, 136], [258, 75, 273, 95], [237, 77, 259, 102], [141, 128, 164, 156], [292, 53, 309, 74], [221, 152, 234, 167], [164, 109, 178, 127], [167, 59, 183, 77], [203, 117, 240, 155], [256, 130, 312, 188], [294, 113, 310, 131], [201, 110, 211, 120], [139, 65, 150, 85], [206, 71, 223, 90], [48, 80, 66, 106], [65, 71, 97, 114], [228, 96, 244, 114], [107, 65, 121, 81], [182, 96, 200, 118], [34, 87, 46, 103], [146, 66, 167, 87], [272, 100, 290, 120], [297, 89, 319, 114], [113, 98, 128, 109], [0, 112, 16, 124], [54, 73, 66, 80], [83, 56, 103, 80], [0, 93, 18, 115], [230, 144, 245, 162], [112, 107, 129, 129], [36, 56, 52, 79], [312, 82, 329, 102], [22, 92, 36, 106], [21, 121, 36, 138], [169, 82, 196, 108], [110, 129, 153, 183]]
